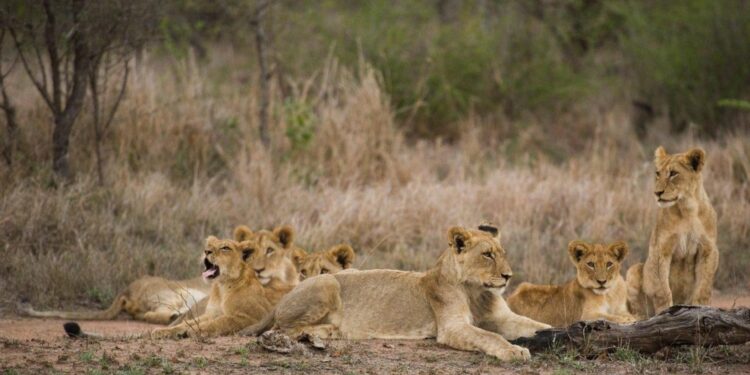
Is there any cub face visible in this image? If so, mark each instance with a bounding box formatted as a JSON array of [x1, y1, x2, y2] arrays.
[[653, 146, 705, 208], [298, 244, 355, 279], [448, 225, 513, 293], [568, 240, 628, 295], [202, 236, 252, 282], [242, 226, 297, 286]]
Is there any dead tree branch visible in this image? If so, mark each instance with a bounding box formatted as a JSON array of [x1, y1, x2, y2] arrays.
[[511, 305, 750, 354]]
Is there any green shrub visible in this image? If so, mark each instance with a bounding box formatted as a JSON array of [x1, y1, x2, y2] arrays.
[[619, 0, 750, 134]]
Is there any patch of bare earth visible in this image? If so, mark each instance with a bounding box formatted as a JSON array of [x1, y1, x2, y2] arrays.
[[1, 294, 749, 374]]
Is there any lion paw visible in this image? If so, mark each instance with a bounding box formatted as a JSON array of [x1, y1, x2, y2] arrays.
[[492, 345, 531, 361]]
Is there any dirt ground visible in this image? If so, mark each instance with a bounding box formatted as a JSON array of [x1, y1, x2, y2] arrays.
[[1, 293, 749, 374]]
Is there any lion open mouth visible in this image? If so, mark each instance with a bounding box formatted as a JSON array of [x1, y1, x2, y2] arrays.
[[202, 258, 220, 280]]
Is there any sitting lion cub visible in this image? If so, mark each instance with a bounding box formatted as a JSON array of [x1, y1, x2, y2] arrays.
[[149, 236, 272, 338], [507, 240, 635, 327], [626, 146, 719, 318], [242, 225, 550, 361]]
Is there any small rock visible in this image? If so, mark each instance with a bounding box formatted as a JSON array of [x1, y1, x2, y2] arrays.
[[383, 343, 395, 349]]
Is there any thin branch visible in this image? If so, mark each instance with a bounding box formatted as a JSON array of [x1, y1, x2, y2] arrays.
[[103, 60, 128, 132], [7, 28, 55, 112]]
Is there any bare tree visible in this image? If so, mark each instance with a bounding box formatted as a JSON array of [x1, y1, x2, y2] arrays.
[[0, 28, 19, 170], [2, 0, 157, 181], [6, 0, 92, 180], [251, 0, 272, 148]]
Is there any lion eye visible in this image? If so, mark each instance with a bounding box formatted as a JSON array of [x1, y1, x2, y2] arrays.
[[586, 262, 595, 269], [300, 269, 307, 277], [321, 268, 329, 274], [669, 170, 679, 178], [606, 262, 613, 268], [221, 246, 231, 252], [655, 171, 660, 177], [266, 247, 274, 255], [483, 252, 495, 260]]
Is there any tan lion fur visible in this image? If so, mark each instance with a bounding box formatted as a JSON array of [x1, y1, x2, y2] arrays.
[[20, 276, 210, 325], [298, 244, 356, 279], [626, 146, 719, 318], [149, 236, 271, 338], [241, 226, 550, 361], [507, 240, 635, 327]]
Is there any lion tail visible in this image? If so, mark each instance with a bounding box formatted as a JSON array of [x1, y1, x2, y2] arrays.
[[20, 292, 127, 321], [240, 309, 276, 337]]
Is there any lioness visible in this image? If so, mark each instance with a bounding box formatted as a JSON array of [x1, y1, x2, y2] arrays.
[[298, 244, 356, 279], [507, 240, 635, 327], [148, 236, 272, 338], [242, 225, 550, 361], [626, 147, 719, 318], [20, 276, 210, 325]]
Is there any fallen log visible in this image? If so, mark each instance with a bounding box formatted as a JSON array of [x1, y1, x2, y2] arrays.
[[510, 305, 750, 354]]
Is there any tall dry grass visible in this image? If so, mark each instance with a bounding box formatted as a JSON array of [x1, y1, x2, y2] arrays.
[[1, 55, 749, 308]]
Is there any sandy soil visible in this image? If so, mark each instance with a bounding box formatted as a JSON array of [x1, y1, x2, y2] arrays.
[[1, 292, 748, 374]]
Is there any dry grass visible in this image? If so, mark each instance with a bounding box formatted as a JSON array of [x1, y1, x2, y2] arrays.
[[1, 55, 749, 308]]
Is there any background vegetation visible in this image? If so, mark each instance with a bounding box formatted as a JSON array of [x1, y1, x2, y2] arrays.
[[0, 0, 748, 308]]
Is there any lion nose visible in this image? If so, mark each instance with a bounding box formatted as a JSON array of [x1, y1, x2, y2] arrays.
[[597, 279, 606, 286], [501, 273, 512, 281], [654, 190, 664, 197], [254, 267, 265, 275]]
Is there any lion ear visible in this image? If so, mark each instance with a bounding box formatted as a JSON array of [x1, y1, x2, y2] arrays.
[[240, 242, 254, 262], [477, 223, 500, 241], [609, 241, 629, 262], [233, 225, 254, 242], [448, 227, 471, 254], [684, 148, 705, 172], [567, 240, 588, 263], [291, 247, 308, 267], [654, 146, 668, 162], [328, 244, 355, 269], [273, 226, 295, 249]]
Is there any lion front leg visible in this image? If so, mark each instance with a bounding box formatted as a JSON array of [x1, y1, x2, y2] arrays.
[[150, 313, 215, 339], [690, 239, 719, 305], [437, 322, 530, 361], [642, 238, 675, 314], [480, 297, 551, 340], [581, 310, 636, 324]]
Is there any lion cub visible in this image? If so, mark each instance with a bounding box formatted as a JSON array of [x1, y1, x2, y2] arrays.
[[507, 240, 635, 327], [297, 244, 356, 279], [242, 225, 550, 362], [149, 236, 272, 338], [235, 225, 303, 306], [626, 147, 719, 318]]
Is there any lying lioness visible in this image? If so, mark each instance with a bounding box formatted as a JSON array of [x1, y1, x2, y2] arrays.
[[242, 225, 550, 361], [507, 240, 635, 327], [20, 275, 210, 325]]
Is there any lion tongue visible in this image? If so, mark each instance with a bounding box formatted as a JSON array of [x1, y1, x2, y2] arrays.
[[202, 267, 218, 279]]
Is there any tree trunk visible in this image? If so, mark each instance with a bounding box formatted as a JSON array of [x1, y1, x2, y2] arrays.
[[510, 305, 750, 354], [252, 0, 271, 148], [51, 0, 91, 181], [0, 84, 18, 170]]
